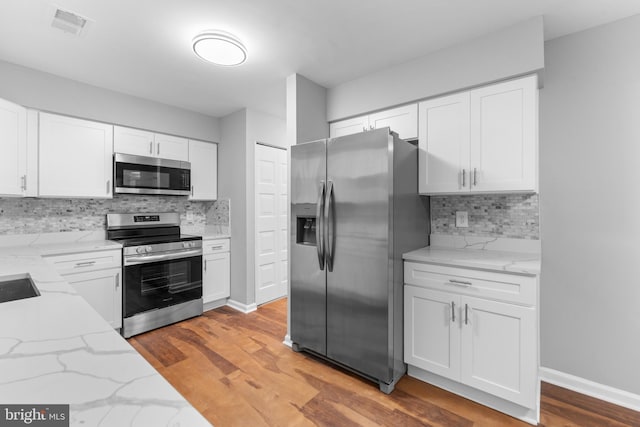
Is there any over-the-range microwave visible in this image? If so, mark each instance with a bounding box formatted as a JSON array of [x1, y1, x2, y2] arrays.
[[114, 153, 191, 196]]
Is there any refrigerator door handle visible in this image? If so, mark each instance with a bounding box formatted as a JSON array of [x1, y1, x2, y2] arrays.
[[325, 180, 335, 272], [316, 181, 326, 270]]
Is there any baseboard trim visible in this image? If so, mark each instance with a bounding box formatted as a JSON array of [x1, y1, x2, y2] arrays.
[[407, 365, 539, 425], [203, 298, 228, 312], [282, 334, 292, 348], [540, 367, 640, 412], [226, 299, 257, 314]]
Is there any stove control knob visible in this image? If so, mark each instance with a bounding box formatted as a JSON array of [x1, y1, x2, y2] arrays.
[[183, 242, 192, 249], [136, 247, 146, 254], [145, 246, 153, 253]]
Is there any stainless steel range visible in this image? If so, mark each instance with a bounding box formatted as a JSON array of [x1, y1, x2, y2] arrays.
[[107, 212, 203, 338]]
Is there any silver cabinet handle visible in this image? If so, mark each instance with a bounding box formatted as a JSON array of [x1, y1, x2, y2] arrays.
[[462, 169, 466, 187], [465, 303, 470, 325], [21, 175, 27, 191], [451, 301, 455, 322], [149, 141, 153, 154], [191, 185, 194, 196], [115, 272, 120, 289], [324, 180, 335, 272], [204, 260, 207, 272], [316, 181, 326, 270], [157, 143, 160, 155], [447, 279, 472, 287], [473, 168, 477, 186], [75, 261, 96, 268], [106, 180, 111, 194], [210, 245, 224, 250]]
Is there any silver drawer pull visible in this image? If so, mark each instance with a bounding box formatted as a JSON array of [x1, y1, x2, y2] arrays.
[[75, 261, 96, 268], [210, 245, 224, 250], [447, 279, 472, 287]]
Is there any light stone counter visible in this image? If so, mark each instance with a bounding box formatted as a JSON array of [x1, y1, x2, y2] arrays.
[[403, 235, 541, 276], [181, 225, 230, 240], [0, 245, 211, 426]]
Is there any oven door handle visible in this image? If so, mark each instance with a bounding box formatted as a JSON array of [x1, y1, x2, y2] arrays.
[[124, 249, 202, 266]]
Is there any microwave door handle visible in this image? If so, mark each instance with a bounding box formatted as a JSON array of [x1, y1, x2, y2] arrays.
[[316, 181, 325, 270]]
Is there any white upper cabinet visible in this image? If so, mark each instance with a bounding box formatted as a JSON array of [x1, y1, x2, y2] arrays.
[[39, 113, 114, 198], [154, 133, 189, 161], [329, 104, 418, 140], [329, 115, 370, 138], [418, 93, 470, 194], [470, 77, 537, 192], [188, 139, 218, 200], [419, 75, 538, 194], [114, 125, 189, 161], [368, 104, 417, 140], [0, 98, 29, 197]]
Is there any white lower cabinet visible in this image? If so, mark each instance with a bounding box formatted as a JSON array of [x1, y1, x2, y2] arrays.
[[202, 238, 230, 308], [44, 248, 122, 329], [63, 268, 122, 329], [404, 261, 539, 423]]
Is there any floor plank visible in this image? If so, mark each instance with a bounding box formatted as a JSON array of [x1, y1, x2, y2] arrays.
[[129, 299, 640, 427]]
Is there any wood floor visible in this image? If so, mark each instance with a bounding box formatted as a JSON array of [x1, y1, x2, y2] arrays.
[[129, 299, 640, 427]]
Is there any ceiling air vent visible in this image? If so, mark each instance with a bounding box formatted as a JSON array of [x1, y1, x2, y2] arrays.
[[51, 7, 91, 36]]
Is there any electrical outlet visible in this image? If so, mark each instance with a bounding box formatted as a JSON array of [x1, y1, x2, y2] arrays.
[[455, 211, 469, 228], [186, 210, 194, 221]]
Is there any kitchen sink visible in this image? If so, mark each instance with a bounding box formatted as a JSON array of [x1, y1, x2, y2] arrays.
[[0, 273, 40, 303]]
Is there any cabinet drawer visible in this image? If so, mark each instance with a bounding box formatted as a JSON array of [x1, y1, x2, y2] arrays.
[[203, 238, 230, 255], [404, 262, 536, 306], [44, 249, 121, 275]]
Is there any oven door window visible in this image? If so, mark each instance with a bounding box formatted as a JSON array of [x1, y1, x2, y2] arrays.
[[124, 256, 202, 317]]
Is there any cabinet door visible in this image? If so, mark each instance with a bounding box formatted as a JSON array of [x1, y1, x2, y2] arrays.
[[369, 104, 418, 140], [470, 75, 537, 192], [188, 140, 218, 200], [460, 296, 536, 407], [329, 115, 369, 138], [203, 252, 230, 303], [404, 286, 461, 381], [155, 133, 189, 161], [0, 98, 27, 196], [39, 113, 113, 198], [114, 126, 155, 157], [418, 93, 470, 194], [64, 268, 122, 329]]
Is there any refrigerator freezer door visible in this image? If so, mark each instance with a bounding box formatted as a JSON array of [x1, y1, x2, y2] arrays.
[[290, 139, 328, 355], [325, 129, 393, 382]]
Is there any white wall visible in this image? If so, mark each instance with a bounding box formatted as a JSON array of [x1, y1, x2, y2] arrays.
[[219, 109, 248, 303], [327, 16, 544, 122], [219, 108, 286, 307], [286, 74, 328, 145], [540, 14, 640, 395], [0, 59, 220, 142]]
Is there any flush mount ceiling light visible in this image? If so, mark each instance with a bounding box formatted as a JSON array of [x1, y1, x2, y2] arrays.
[[192, 31, 247, 66]]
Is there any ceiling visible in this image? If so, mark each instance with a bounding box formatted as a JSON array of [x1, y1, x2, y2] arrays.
[[1, 1, 639, 119]]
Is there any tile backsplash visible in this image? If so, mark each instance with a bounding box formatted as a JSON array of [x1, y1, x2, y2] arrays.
[[430, 194, 539, 240], [0, 195, 229, 235]]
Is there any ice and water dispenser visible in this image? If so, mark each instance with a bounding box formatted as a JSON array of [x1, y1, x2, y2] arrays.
[[296, 217, 317, 245]]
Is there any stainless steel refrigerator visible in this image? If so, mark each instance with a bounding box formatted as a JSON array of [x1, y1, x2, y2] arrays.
[[290, 127, 429, 393]]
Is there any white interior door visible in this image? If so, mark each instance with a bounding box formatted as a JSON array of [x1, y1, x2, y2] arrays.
[[255, 143, 288, 305]]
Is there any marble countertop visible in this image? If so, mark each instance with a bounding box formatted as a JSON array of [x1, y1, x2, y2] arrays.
[[181, 225, 230, 240], [403, 235, 541, 276], [0, 246, 211, 426]]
